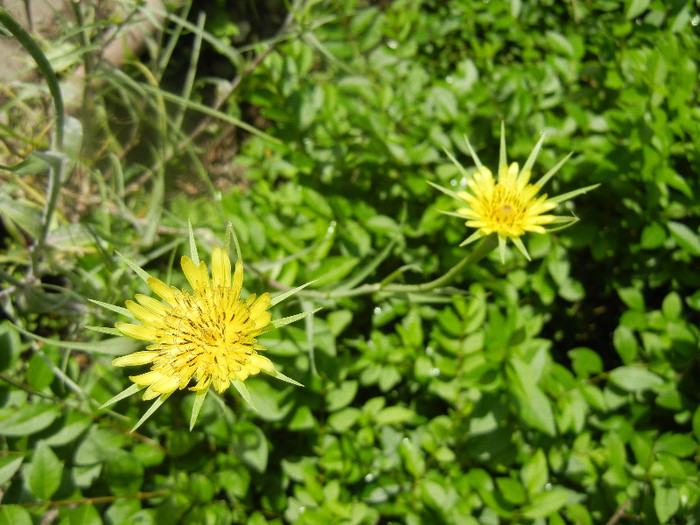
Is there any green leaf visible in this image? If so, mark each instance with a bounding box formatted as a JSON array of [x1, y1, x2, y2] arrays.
[[327, 407, 361, 433], [692, 405, 700, 441], [28, 441, 63, 500], [309, 256, 359, 287], [654, 485, 679, 523], [26, 353, 54, 390], [0, 456, 23, 485], [608, 366, 664, 392], [374, 405, 416, 425], [668, 221, 700, 256], [612, 326, 638, 364], [60, 504, 101, 525], [568, 347, 603, 377], [507, 358, 556, 436], [0, 505, 32, 525], [521, 449, 548, 495], [661, 292, 682, 320], [618, 287, 645, 311], [231, 421, 268, 473], [496, 477, 526, 505], [0, 403, 61, 436], [326, 380, 358, 412], [0, 320, 21, 371], [625, 0, 651, 19], [521, 489, 570, 519], [399, 438, 425, 478]]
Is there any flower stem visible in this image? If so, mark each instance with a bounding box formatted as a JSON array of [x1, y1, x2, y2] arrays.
[[0, 8, 66, 252], [301, 235, 498, 300]]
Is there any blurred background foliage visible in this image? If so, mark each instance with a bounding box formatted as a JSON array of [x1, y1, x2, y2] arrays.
[[1, 0, 699, 523]]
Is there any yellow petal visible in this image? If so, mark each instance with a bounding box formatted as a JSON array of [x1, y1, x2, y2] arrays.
[[112, 350, 160, 367], [231, 260, 243, 299], [134, 294, 170, 315], [147, 277, 176, 305], [130, 370, 164, 386], [181, 256, 209, 291], [189, 375, 212, 392], [125, 300, 164, 325], [248, 292, 270, 317], [248, 354, 276, 375], [116, 322, 158, 341], [151, 374, 181, 395], [211, 246, 231, 289]]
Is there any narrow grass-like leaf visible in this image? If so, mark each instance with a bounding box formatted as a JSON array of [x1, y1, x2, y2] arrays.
[[459, 230, 484, 247], [267, 368, 304, 387], [339, 240, 396, 291], [88, 299, 132, 318], [226, 221, 242, 262], [463, 134, 483, 170], [188, 219, 199, 265], [266, 308, 323, 331], [231, 379, 257, 411], [535, 152, 573, 188], [426, 180, 463, 202], [84, 326, 122, 336], [270, 280, 317, 307], [498, 121, 507, 170], [132, 394, 170, 432], [303, 299, 317, 376], [520, 132, 545, 177], [189, 389, 207, 431], [511, 236, 531, 261], [547, 183, 601, 204], [115, 251, 152, 283], [100, 383, 142, 410]]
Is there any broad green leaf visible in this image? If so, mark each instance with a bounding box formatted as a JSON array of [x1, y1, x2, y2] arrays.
[[612, 326, 638, 364], [521, 449, 548, 495], [654, 485, 679, 523], [26, 353, 54, 390], [693, 405, 700, 441], [60, 504, 101, 525], [618, 288, 645, 311], [231, 421, 268, 473], [0, 505, 32, 525], [0, 403, 61, 436], [0, 456, 23, 485], [661, 292, 682, 320], [309, 256, 359, 287], [625, 0, 650, 19], [28, 441, 63, 500], [327, 407, 361, 433], [326, 380, 358, 412], [521, 489, 570, 519], [608, 366, 664, 392], [668, 221, 700, 256], [496, 477, 526, 505], [568, 347, 603, 377], [0, 320, 21, 371], [507, 358, 556, 436], [374, 405, 416, 425], [399, 438, 425, 478]]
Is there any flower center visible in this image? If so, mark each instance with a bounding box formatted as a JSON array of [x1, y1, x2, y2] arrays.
[[487, 185, 525, 227]]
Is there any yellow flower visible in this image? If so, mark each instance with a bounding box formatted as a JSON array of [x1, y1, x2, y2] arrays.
[[431, 122, 599, 262], [92, 240, 316, 431]]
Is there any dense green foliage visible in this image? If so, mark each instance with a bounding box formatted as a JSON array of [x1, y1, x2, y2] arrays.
[[1, 0, 699, 523]]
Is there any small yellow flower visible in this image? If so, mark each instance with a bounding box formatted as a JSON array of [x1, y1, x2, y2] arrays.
[[92, 239, 316, 431], [431, 122, 599, 262]]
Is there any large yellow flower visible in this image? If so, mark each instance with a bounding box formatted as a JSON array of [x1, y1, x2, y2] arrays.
[[431, 123, 598, 262], [92, 241, 314, 431]]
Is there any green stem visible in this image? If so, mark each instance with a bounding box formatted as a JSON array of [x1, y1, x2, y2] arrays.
[[303, 235, 498, 300], [0, 8, 66, 248]]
